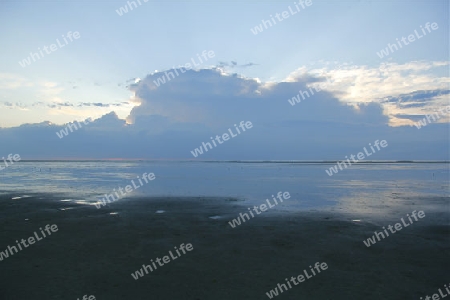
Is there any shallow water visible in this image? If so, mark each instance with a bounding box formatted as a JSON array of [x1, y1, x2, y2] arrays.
[[0, 161, 448, 218]]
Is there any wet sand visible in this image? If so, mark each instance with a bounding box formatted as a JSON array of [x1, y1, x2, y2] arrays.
[[0, 193, 448, 299]]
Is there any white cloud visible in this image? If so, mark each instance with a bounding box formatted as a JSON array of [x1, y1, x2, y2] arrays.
[[285, 61, 449, 126], [0, 66, 447, 160], [0, 73, 34, 90]]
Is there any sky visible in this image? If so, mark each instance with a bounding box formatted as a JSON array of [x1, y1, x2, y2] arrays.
[[0, 0, 448, 160]]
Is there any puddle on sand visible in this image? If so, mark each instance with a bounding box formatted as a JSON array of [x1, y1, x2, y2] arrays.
[[59, 207, 75, 211], [74, 200, 89, 205], [12, 195, 32, 200]]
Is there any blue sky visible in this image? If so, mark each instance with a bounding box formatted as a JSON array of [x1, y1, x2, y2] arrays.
[[0, 0, 448, 159]]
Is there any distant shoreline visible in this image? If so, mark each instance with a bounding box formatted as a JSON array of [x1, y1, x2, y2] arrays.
[[13, 160, 450, 164]]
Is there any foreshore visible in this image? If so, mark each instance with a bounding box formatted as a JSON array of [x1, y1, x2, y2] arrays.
[[0, 193, 448, 299]]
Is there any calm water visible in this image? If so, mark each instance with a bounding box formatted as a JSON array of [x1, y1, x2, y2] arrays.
[[0, 161, 448, 220]]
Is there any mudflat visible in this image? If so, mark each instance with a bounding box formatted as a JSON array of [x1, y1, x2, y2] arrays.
[[0, 193, 448, 299]]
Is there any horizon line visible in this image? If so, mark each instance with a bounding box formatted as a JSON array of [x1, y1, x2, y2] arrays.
[[13, 159, 450, 164]]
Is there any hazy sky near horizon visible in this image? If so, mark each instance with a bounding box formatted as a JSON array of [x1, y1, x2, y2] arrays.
[[0, 0, 448, 159]]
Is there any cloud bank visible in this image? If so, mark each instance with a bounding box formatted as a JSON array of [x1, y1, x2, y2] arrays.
[[0, 64, 448, 160]]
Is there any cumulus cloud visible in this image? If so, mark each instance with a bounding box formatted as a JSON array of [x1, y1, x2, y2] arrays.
[[0, 64, 448, 160], [287, 61, 449, 126], [127, 68, 388, 129]]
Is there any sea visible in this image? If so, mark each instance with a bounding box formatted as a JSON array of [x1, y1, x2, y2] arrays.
[[1, 161, 448, 221]]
